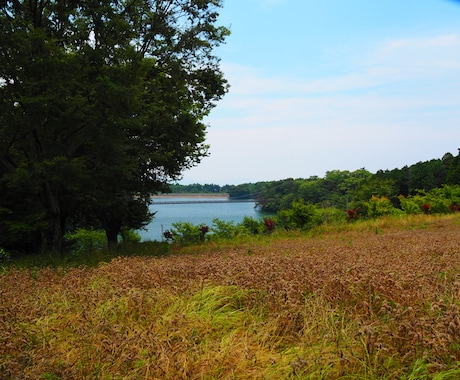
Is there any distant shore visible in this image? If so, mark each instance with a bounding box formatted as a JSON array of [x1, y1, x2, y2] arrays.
[[152, 193, 229, 199]]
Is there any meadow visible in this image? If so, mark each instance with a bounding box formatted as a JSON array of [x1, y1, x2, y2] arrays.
[[2, 214, 460, 379]]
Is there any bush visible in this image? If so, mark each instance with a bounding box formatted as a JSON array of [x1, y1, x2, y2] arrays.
[[171, 222, 206, 244], [405, 190, 451, 214], [119, 229, 142, 243], [211, 219, 238, 240], [64, 229, 107, 252], [169, 217, 276, 243], [315, 207, 347, 225], [240, 216, 264, 235], [277, 200, 317, 230], [398, 196, 422, 215], [366, 196, 400, 218]]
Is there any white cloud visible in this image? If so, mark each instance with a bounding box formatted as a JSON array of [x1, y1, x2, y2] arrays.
[[368, 34, 460, 71], [183, 33, 460, 184], [223, 34, 460, 98]]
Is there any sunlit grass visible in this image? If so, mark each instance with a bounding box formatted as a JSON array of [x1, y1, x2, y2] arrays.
[[2, 214, 460, 378]]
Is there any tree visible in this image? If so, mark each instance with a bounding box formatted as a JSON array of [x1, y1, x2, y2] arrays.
[[0, 0, 229, 252], [351, 177, 396, 216], [447, 149, 460, 185]]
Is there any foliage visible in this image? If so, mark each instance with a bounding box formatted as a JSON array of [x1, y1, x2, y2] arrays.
[[254, 169, 374, 213], [263, 217, 276, 234], [151, 183, 460, 247], [170, 222, 200, 244], [169, 217, 271, 243], [241, 216, 265, 235], [398, 195, 423, 215], [0, 0, 229, 252], [250, 151, 460, 214], [64, 228, 141, 254], [119, 229, 142, 244], [316, 206, 348, 225], [170, 183, 223, 193], [64, 229, 108, 252], [399, 185, 460, 215], [365, 196, 400, 218], [169, 181, 267, 201], [210, 218, 238, 240], [350, 177, 398, 217], [346, 208, 360, 221], [277, 200, 318, 231]]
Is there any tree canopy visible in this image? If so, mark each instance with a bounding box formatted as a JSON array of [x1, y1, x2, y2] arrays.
[[0, 0, 229, 252]]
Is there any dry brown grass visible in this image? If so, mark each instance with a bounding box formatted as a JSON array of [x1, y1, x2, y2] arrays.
[[2, 215, 460, 379]]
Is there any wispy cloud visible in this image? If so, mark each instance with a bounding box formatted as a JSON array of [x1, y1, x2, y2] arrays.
[[189, 33, 460, 184], [223, 33, 460, 97]]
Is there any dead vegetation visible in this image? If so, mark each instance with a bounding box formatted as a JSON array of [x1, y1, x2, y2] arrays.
[[2, 215, 460, 379]]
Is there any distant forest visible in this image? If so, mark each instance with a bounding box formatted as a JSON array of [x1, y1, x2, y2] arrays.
[[171, 150, 460, 213]]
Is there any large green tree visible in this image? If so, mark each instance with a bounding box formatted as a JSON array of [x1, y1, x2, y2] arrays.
[[0, 0, 229, 252]]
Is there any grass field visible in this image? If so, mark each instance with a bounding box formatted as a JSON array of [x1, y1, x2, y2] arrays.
[[2, 214, 460, 379]]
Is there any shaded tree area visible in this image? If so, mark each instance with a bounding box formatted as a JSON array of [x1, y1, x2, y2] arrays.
[[0, 0, 229, 253]]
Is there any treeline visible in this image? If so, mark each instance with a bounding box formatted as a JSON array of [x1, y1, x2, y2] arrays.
[[173, 150, 460, 214], [170, 182, 264, 199]]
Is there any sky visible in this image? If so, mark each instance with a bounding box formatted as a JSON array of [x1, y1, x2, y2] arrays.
[[179, 0, 460, 185]]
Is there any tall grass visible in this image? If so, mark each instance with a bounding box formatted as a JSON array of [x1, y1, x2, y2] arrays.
[[2, 214, 460, 379]]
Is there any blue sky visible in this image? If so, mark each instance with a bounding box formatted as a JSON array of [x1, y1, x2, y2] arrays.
[[180, 0, 460, 185]]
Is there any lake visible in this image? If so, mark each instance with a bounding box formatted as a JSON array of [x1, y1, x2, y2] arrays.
[[138, 196, 268, 242]]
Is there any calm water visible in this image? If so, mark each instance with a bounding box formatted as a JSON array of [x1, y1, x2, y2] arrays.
[[138, 197, 266, 242]]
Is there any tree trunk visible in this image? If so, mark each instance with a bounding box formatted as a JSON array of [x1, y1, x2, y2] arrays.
[[98, 212, 122, 246], [40, 182, 64, 253], [105, 224, 120, 246]]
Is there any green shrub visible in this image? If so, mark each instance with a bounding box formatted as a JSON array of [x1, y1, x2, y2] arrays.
[[399, 195, 422, 215], [240, 216, 264, 235], [407, 190, 451, 214], [119, 229, 142, 243], [211, 218, 238, 239], [277, 200, 317, 230], [171, 222, 203, 244], [366, 196, 400, 218], [314, 207, 347, 225], [64, 229, 107, 252]]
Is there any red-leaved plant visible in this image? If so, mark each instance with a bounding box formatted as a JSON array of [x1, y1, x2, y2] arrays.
[[264, 218, 276, 234]]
